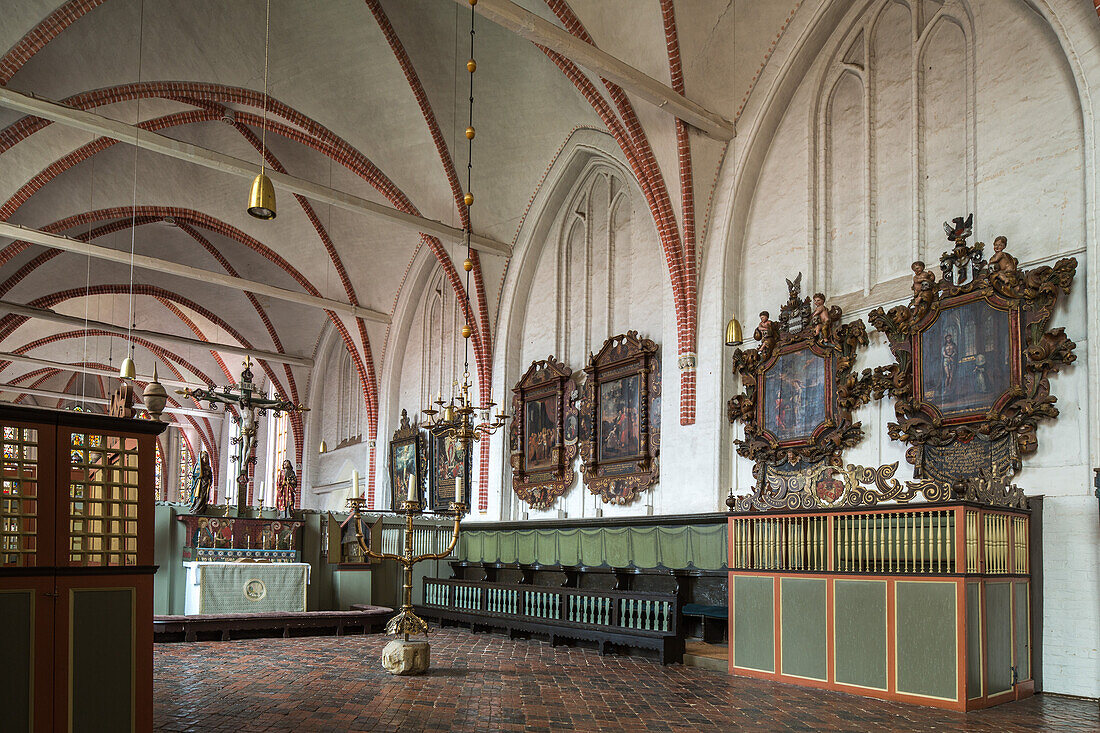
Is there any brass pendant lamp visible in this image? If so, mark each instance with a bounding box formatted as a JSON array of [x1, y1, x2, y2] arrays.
[[247, 0, 276, 220]]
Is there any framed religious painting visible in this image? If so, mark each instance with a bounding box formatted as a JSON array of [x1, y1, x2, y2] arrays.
[[578, 331, 660, 505], [870, 215, 1077, 485], [429, 425, 472, 513], [388, 409, 425, 511], [509, 357, 580, 509], [728, 273, 874, 510]]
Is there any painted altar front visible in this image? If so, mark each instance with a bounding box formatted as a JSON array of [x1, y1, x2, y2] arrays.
[[183, 561, 310, 614]]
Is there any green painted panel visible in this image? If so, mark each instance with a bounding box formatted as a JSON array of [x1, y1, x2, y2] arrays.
[[966, 583, 982, 698], [986, 582, 1013, 695], [459, 524, 728, 570], [896, 581, 957, 700], [535, 531, 557, 565], [733, 575, 774, 672], [1014, 582, 1030, 682], [0, 590, 33, 733], [604, 528, 632, 567], [834, 580, 887, 689], [72, 588, 133, 733], [781, 578, 827, 680]]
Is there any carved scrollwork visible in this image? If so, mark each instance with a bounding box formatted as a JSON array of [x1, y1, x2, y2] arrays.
[[869, 215, 1076, 479], [727, 461, 1026, 512], [509, 356, 580, 510], [728, 275, 874, 471], [578, 332, 661, 505]]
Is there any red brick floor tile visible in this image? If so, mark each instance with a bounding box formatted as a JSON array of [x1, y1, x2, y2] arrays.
[[154, 628, 1098, 732]]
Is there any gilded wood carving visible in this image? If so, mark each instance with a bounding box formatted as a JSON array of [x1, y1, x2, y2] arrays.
[[578, 332, 661, 505], [728, 274, 874, 508], [869, 215, 1077, 483], [509, 357, 580, 510]]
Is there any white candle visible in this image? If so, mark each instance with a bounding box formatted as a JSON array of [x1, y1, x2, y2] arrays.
[[352, 469, 360, 497], [407, 478, 416, 503], [455, 476, 464, 504]]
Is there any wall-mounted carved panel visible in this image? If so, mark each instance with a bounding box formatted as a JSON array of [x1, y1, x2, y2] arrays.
[[869, 216, 1077, 482], [389, 409, 426, 511], [728, 274, 874, 509], [509, 357, 580, 510], [578, 332, 660, 505]]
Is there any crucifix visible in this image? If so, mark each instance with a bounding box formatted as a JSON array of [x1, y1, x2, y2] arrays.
[[178, 357, 308, 516]]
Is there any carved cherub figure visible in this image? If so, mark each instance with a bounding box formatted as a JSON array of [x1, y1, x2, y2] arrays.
[[812, 292, 833, 341], [911, 260, 936, 314], [988, 235, 1018, 287], [754, 311, 777, 353]]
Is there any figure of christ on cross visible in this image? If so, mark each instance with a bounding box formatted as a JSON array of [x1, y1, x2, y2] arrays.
[[177, 357, 308, 516]]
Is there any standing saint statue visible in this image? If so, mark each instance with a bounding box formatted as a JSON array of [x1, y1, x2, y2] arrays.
[[276, 460, 298, 518], [189, 450, 214, 515]]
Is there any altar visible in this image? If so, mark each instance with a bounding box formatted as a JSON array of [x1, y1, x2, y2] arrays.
[[183, 561, 310, 615]]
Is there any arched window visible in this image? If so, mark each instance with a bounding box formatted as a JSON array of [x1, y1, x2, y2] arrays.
[[178, 439, 195, 506], [267, 394, 288, 507], [225, 417, 241, 504], [335, 349, 363, 447]]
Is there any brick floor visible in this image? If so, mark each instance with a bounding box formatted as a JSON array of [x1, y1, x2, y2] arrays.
[[154, 629, 1099, 732]]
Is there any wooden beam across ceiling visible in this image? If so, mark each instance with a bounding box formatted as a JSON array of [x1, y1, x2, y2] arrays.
[[0, 350, 209, 391], [0, 222, 391, 324], [462, 0, 735, 141], [0, 87, 512, 257], [0, 299, 313, 369], [0, 385, 223, 421]]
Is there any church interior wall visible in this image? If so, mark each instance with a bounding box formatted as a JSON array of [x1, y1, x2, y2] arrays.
[[721, 0, 1098, 699]]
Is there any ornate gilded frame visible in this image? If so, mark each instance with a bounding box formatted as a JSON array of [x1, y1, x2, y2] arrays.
[[727, 274, 874, 510], [509, 357, 580, 510], [578, 331, 661, 505], [388, 409, 425, 511], [429, 423, 472, 513], [869, 217, 1077, 482]]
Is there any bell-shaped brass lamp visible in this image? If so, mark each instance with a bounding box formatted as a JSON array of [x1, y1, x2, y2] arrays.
[[119, 355, 136, 380], [725, 316, 744, 347], [247, 170, 276, 220], [319, 439, 328, 454]]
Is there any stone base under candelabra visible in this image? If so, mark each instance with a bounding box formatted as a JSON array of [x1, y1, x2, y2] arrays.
[[381, 639, 430, 675]]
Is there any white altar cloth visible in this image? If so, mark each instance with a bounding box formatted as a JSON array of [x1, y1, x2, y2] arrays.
[[183, 561, 310, 615]]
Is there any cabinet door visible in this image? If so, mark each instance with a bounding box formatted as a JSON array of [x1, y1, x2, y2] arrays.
[[53, 574, 153, 733], [0, 577, 55, 733]]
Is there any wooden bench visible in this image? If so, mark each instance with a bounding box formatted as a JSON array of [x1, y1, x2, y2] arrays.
[[154, 607, 392, 642], [682, 603, 728, 644], [418, 577, 683, 664]]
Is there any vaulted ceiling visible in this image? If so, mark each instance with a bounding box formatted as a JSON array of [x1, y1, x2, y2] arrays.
[[0, 0, 798, 458]]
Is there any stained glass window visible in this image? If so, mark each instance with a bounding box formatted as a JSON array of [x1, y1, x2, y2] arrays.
[[154, 443, 164, 501], [178, 440, 195, 506]]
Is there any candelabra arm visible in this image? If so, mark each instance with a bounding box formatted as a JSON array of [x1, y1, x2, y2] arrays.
[[410, 508, 464, 564]]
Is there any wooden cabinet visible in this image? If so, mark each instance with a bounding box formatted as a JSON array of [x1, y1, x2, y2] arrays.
[[0, 404, 165, 732]]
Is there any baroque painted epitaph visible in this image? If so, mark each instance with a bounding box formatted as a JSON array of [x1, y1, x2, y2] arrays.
[[728, 274, 874, 510], [430, 426, 471, 511], [870, 216, 1077, 486], [509, 357, 580, 509], [579, 332, 660, 505], [389, 409, 425, 510]]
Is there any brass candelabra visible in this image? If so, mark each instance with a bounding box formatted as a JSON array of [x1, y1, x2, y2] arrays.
[[347, 495, 465, 640]]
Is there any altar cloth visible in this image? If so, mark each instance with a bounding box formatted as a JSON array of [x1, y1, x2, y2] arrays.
[[183, 561, 310, 615]]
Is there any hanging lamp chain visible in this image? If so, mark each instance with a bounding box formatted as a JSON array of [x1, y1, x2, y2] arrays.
[[261, 0, 270, 171]]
